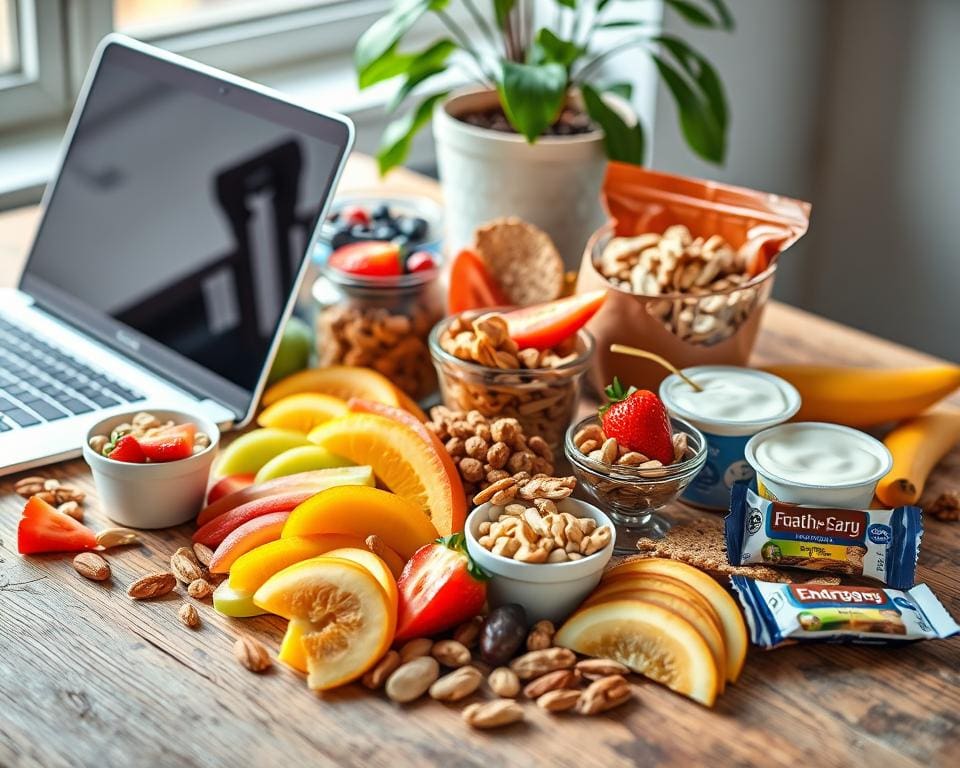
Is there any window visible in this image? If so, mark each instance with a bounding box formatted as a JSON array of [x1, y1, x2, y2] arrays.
[[0, 0, 20, 76]]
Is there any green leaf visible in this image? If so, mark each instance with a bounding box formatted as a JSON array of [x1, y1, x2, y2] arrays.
[[493, 0, 516, 26], [598, 19, 653, 29], [497, 61, 568, 142], [554, 0, 577, 8], [436, 533, 490, 581], [582, 84, 645, 166], [703, 0, 735, 31], [532, 28, 585, 68], [377, 91, 450, 174], [602, 81, 634, 101], [663, 0, 717, 28], [355, 0, 450, 88], [387, 39, 457, 112], [599, 375, 638, 416], [654, 34, 728, 130], [651, 52, 725, 163]]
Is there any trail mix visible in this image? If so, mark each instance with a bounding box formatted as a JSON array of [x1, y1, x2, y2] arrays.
[[88, 411, 210, 463], [316, 302, 438, 400], [573, 422, 688, 469], [427, 407, 556, 500], [434, 313, 582, 449], [597, 224, 764, 346], [475, 497, 613, 563]]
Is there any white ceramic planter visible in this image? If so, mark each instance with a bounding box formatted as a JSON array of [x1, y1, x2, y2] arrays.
[[433, 88, 633, 271]]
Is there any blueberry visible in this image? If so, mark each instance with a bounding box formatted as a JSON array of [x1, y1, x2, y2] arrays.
[[371, 203, 391, 221], [399, 216, 429, 241], [350, 224, 372, 240], [373, 224, 397, 240], [330, 229, 353, 249]]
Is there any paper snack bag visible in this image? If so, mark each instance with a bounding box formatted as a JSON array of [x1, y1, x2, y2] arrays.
[[579, 163, 811, 395]]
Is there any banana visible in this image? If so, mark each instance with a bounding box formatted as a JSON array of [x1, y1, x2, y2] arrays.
[[761, 364, 960, 427], [876, 408, 960, 507]]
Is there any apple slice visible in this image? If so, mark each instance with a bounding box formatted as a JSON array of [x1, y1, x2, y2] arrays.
[[207, 511, 290, 574], [556, 599, 719, 707]]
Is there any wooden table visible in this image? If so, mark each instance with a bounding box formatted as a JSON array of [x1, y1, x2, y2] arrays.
[[2, 156, 958, 768]]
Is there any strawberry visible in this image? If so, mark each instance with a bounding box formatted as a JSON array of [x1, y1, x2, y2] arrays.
[[394, 533, 488, 641], [599, 378, 674, 464]]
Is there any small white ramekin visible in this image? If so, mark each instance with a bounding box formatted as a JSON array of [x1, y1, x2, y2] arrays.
[[82, 409, 220, 529], [465, 497, 615, 623], [745, 422, 893, 509]]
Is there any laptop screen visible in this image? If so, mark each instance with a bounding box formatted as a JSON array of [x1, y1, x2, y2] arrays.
[[21, 40, 351, 418]]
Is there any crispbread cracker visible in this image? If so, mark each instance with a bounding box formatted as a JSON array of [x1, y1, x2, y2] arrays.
[[474, 218, 564, 306], [630, 517, 841, 585]]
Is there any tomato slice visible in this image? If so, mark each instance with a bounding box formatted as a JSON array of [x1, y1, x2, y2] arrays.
[[207, 473, 256, 505], [18, 496, 98, 555], [502, 290, 608, 350], [447, 249, 508, 314], [139, 423, 197, 462], [108, 434, 147, 463], [329, 242, 402, 277]]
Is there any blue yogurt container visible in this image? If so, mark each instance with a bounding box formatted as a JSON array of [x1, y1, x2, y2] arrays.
[[659, 366, 801, 511]]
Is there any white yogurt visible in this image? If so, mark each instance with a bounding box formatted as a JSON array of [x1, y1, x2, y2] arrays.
[[663, 367, 799, 431], [659, 366, 801, 509], [745, 422, 893, 508]]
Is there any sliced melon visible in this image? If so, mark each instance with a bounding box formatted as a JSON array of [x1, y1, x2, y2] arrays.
[[556, 599, 719, 707], [602, 558, 748, 683]]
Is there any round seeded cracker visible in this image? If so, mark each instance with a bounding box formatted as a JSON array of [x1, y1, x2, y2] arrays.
[[474, 218, 564, 306]]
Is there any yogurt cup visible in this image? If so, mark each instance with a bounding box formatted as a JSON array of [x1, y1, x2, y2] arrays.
[[659, 366, 801, 510], [745, 422, 893, 508]]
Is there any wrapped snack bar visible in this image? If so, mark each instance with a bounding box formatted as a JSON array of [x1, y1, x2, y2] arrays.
[[732, 577, 959, 648], [726, 484, 922, 589], [578, 163, 811, 392]]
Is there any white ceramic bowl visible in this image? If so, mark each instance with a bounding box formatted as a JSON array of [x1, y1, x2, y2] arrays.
[[465, 497, 615, 623], [744, 422, 893, 509], [82, 409, 220, 529]]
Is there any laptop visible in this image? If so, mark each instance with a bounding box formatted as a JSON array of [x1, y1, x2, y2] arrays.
[[0, 35, 354, 475]]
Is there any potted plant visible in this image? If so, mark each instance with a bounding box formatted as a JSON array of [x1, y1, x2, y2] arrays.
[[356, 0, 733, 268]]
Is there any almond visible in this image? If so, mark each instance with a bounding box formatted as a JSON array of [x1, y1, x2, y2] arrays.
[[72, 552, 110, 581], [192, 542, 214, 567], [128, 572, 177, 600], [234, 635, 271, 672], [537, 688, 581, 712], [170, 548, 202, 584], [178, 603, 200, 629], [96, 527, 140, 548]]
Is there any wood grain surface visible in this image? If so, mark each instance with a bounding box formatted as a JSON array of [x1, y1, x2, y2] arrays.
[[1, 158, 958, 768]]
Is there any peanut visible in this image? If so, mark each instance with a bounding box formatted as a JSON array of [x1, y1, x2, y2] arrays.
[[428, 666, 483, 702], [488, 667, 521, 698], [462, 700, 524, 730], [385, 657, 440, 704]]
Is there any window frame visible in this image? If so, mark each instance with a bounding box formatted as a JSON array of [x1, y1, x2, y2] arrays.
[[0, 0, 68, 131]]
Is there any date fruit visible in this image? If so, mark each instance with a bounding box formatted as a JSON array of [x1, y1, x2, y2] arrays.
[[479, 603, 527, 667]]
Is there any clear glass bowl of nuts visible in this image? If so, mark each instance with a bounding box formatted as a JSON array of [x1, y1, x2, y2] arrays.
[[312, 254, 444, 402], [428, 311, 594, 453], [578, 222, 778, 392], [564, 414, 707, 553]]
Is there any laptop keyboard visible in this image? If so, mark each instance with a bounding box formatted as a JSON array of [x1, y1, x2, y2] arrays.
[[0, 315, 144, 431]]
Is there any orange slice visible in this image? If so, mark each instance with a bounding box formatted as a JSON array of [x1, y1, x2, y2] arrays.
[[603, 558, 747, 683], [556, 599, 719, 707], [281, 485, 438, 560], [257, 393, 349, 433], [254, 556, 395, 690], [322, 547, 397, 607], [228, 534, 365, 595], [263, 366, 402, 408], [307, 413, 465, 535], [581, 586, 726, 691]]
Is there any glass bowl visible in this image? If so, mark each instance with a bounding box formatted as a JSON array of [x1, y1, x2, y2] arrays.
[[564, 414, 708, 552], [428, 313, 595, 452]]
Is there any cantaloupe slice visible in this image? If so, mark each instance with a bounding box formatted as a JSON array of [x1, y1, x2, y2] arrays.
[[556, 599, 719, 707], [581, 585, 726, 692], [602, 558, 747, 683]]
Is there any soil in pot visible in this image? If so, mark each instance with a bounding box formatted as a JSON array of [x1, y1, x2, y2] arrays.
[[460, 107, 595, 137]]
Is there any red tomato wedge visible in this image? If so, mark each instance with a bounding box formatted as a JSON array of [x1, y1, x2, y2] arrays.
[[108, 434, 146, 463], [139, 423, 196, 462], [192, 490, 317, 547], [502, 290, 607, 350], [329, 242, 402, 277], [394, 534, 488, 641], [207, 473, 256, 504], [447, 249, 508, 314], [18, 496, 98, 555]]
